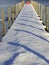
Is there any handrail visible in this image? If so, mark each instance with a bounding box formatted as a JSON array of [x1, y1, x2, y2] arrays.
[[31, 1, 49, 32], [0, 1, 24, 41]]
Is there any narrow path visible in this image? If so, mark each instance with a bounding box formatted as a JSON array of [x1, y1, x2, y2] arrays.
[[0, 4, 49, 65]]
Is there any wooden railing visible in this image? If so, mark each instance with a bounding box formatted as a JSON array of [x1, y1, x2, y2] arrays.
[[0, 0, 24, 37], [31, 1, 49, 32]]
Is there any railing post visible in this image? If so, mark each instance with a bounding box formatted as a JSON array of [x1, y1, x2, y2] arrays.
[[38, 4, 41, 17], [11, 5, 15, 23], [8, 7, 11, 29], [46, 6, 49, 32], [16, 4, 18, 16], [31, 1, 34, 7], [36, 2, 39, 15], [1, 8, 6, 36], [38, 4, 40, 16], [14, 4, 16, 18], [17, 3, 19, 15], [22, 0, 24, 8], [41, 5, 46, 25]]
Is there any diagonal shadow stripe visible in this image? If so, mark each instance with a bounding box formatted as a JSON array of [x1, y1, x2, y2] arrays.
[[8, 42, 49, 64], [21, 13, 33, 16], [20, 15, 38, 19], [17, 23, 44, 32], [4, 51, 25, 65], [22, 11, 34, 14], [20, 15, 33, 17], [14, 29, 49, 43], [18, 19, 41, 25]]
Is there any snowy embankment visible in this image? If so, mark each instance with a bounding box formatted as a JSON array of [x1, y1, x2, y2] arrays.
[[0, 4, 49, 65]]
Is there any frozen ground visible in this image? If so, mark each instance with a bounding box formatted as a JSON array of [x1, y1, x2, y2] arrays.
[[0, 4, 49, 65]]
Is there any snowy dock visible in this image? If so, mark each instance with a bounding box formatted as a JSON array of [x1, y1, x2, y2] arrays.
[[0, 4, 49, 65]]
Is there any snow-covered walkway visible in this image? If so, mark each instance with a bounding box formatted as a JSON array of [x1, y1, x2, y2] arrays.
[[0, 4, 49, 65]]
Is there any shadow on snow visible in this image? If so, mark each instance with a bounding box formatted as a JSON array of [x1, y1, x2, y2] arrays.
[[20, 15, 39, 20], [18, 18, 41, 25], [4, 51, 25, 65], [17, 23, 44, 32], [14, 29, 49, 43], [8, 41, 49, 64]]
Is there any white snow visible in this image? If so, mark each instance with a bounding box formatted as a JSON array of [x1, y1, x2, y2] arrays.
[[0, 4, 49, 65]]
